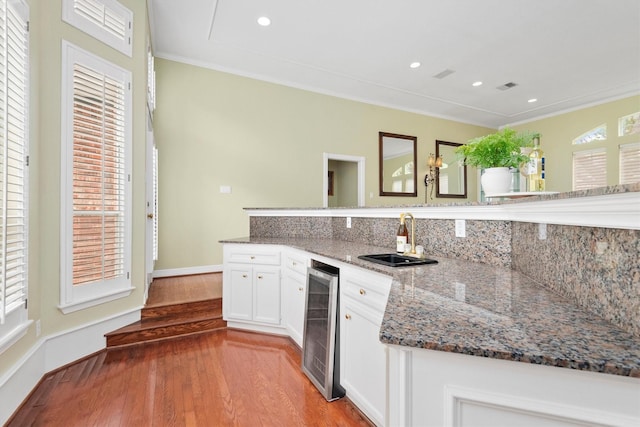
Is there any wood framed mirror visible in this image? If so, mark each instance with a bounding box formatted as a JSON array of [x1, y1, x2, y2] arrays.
[[435, 140, 467, 198], [379, 132, 417, 197]]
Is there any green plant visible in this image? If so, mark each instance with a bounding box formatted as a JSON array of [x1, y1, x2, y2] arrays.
[[455, 128, 538, 169]]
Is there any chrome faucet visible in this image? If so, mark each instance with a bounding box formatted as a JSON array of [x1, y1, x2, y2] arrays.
[[403, 213, 416, 255]]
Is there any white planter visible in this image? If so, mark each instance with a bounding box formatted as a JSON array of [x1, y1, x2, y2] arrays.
[[481, 167, 512, 196]]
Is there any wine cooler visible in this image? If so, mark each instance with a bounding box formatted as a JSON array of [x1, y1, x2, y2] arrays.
[[301, 261, 345, 401]]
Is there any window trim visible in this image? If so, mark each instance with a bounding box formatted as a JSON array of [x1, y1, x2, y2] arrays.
[[59, 40, 133, 314], [62, 0, 133, 57]]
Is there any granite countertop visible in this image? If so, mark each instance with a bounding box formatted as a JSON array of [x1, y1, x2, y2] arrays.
[[244, 183, 640, 210], [221, 236, 640, 377]]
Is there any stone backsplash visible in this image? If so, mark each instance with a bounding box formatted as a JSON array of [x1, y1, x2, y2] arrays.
[[250, 215, 638, 335], [250, 216, 512, 267], [511, 222, 640, 337]]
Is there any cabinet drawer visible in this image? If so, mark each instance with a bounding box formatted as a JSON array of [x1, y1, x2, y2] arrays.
[[225, 245, 281, 265], [284, 253, 309, 275], [342, 268, 392, 313]]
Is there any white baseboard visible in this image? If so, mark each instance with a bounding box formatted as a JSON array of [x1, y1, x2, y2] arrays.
[[0, 308, 141, 425], [152, 264, 222, 278]]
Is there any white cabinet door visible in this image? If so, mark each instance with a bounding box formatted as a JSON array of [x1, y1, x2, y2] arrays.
[[253, 266, 281, 325], [339, 265, 392, 426], [223, 244, 282, 328], [227, 265, 253, 320], [282, 250, 309, 347], [283, 269, 306, 347], [387, 346, 640, 427], [341, 296, 387, 426]]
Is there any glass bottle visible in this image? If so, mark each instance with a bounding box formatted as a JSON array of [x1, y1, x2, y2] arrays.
[[527, 136, 544, 191], [396, 215, 408, 253]]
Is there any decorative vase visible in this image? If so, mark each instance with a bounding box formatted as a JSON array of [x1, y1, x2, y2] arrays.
[[481, 167, 512, 196]]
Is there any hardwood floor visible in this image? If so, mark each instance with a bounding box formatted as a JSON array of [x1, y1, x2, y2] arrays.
[[7, 274, 373, 426]]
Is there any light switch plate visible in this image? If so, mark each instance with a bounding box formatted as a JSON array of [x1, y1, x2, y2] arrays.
[[455, 219, 466, 237], [346, 217, 352, 228], [219, 185, 232, 194]]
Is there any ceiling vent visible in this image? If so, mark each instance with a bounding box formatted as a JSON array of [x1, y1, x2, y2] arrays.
[[433, 69, 455, 79], [496, 82, 518, 90]]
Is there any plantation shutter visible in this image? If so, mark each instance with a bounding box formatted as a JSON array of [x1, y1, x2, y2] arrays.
[[619, 142, 640, 184], [572, 149, 607, 191], [0, 0, 28, 323], [72, 63, 126, 286], [62, 0, 132, 57]]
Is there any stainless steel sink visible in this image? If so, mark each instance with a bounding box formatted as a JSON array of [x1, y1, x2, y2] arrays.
[[357, 253, 438, 267]]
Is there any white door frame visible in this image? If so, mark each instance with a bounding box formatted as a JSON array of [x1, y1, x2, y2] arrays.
[[145, 111, 156, 302], [323, 153, 365, 207]]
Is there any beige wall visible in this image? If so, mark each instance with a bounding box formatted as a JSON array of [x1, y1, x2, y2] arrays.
[[153, 58, 494, 270], [0, 0, 148, 373], [511, 95, 640, 192]]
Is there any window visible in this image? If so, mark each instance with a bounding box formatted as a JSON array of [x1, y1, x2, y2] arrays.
[[60, 41, 132, 313], [572, 148, 607, 191], [0, 0, 29, 353], [572, 125, 607, 145], [619, 142, 640, 184], [62, 0, 133, 57], [618, 112, 640, 137], [147, 43, 155, 112]]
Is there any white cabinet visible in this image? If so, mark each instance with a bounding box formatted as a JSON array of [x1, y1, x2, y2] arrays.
[[281, 250, 309, 347], [340, 266, 392, 427], [223, 244, 283, 330], [387, 346, 640, 427]]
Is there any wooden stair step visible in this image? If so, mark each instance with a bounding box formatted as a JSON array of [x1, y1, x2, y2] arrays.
[[141, 298, 222, 321], [105, 314, 227, 348]]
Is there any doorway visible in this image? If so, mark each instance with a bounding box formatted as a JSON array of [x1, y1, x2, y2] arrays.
[[323, 153, 365, 207]]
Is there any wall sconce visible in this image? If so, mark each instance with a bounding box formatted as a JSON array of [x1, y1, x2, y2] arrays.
[[424, 153, 443, 202]]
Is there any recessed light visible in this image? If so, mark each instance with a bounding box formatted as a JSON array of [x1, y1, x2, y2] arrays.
[[257, 16, 271, 26], [528, 98, 538, 103], [472, 81, 483, 87], [410, 62, 421, 69]]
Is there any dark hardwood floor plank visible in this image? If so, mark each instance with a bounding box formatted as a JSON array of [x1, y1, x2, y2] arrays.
[[8, 330, 372, 426], [7, 272, 372, 427]]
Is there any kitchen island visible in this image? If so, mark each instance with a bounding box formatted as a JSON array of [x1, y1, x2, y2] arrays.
[[221, 236, 640, 426]]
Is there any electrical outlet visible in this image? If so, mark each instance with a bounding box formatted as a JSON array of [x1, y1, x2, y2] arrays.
[[538, 223, 547, 240], [454, 282, 466, 302], [36, 319, 41, 337], [346, 217, 352, 228], [455, 219, 466, 237]]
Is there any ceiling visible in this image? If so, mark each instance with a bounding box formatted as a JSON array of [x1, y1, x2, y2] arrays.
[[148, 0, 640, 128]]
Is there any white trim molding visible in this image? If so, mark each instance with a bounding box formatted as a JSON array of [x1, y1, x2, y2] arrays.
[[443, 384, 640, 427], [323, 152, 366, 208], [152, 264, 222, 279], [246, 191, 640, 230]]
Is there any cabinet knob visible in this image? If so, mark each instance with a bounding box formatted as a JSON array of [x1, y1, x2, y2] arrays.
[[298, 287, 303, 291], [242, 274, 248, 278], [292, 262, 297, 266], [147, 213, 154, 219], [359, 288, 366, 296], [250, 256, 255, 260], [345, 314, 351, 320], [257, 275, 263, 279]]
